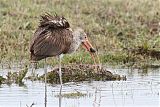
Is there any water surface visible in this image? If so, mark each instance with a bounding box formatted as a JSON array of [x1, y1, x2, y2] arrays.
[[0, 66, 159, 107]]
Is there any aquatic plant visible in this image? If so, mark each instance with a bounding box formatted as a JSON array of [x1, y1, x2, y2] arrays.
[[16, 65, 28, 84], [0, 76, 6, 85], [5, 65, 28, 85], [55, 91, 87, 99], [26, 102, 36, 107]]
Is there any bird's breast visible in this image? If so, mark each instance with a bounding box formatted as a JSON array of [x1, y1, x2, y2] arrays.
[[67, 40, 81, 54]]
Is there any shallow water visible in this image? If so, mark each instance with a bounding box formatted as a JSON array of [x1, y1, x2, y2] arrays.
[[0, 66, 159, 107]]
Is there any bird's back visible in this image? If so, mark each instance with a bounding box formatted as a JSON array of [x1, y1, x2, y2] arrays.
[[30, 13, 73, 61]]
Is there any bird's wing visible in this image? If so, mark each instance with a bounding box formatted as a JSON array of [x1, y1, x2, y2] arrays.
[[39, 13, 70, 29], [30, 29, 73, 57], [30, 13, 73, 58], [30, 13, 70, 45]]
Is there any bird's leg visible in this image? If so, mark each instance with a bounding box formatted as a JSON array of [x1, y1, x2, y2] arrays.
[[44, 58, 47, 107], [58, 54, 63, 86], [31, 62, 36, 81], [58, 55, 63, 107], [59, 81, 62, 107]]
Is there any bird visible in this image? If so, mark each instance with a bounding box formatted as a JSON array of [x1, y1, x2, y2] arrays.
[[30, 13, 97, 86], [29, 13, 98, 107]]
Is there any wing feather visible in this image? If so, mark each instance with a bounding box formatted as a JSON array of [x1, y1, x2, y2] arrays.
[[30, 13, 73, 61], [30, 29, 73, 60]]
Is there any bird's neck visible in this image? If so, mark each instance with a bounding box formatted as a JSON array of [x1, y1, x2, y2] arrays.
[[67, 35, 81, 53]]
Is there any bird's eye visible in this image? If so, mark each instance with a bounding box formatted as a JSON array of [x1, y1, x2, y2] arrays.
[[85, 36, 87, 39]]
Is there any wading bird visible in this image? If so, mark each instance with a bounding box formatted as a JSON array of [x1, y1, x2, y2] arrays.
[[30, 13, 97, 86], [30, 13, 98, 107]]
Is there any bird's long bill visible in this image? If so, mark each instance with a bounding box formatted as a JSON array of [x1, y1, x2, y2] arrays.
[[81, 40, 95, 53], [81, 40, 101, 68]]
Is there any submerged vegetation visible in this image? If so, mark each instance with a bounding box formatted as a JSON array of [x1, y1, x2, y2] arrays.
[[55, 91, 87, 98], [0, 76, 5, 85], [0, 0, 160, 67], [0, 66, 28, 85]]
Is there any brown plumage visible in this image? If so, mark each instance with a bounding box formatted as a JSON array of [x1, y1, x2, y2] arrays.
[[30, 13, 72, 61], [30, 13, 96, 61], [30, 13, 98, 92], [39, 13, 70, 28]]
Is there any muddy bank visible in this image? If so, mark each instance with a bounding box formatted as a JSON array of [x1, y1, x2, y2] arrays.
[[34, 64, 127, 84], [0, 65, 126, 85], [131, 46, 160, 59]]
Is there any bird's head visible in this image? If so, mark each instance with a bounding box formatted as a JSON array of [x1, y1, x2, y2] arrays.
[[73, 28, 102, 67], [74, 28, 96, 53]]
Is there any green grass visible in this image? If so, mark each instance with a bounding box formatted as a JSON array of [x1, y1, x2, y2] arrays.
[[0, 0, 160, 66]]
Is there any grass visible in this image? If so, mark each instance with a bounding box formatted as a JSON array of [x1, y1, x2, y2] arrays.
[[0, 0, 160, 67]]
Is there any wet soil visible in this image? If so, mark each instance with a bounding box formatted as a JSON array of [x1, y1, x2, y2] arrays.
[[36, 64, 127, 84]]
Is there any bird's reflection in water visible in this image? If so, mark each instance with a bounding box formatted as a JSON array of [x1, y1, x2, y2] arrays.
[[59, 85, 62, 107], [93, 88, 102, 107]]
